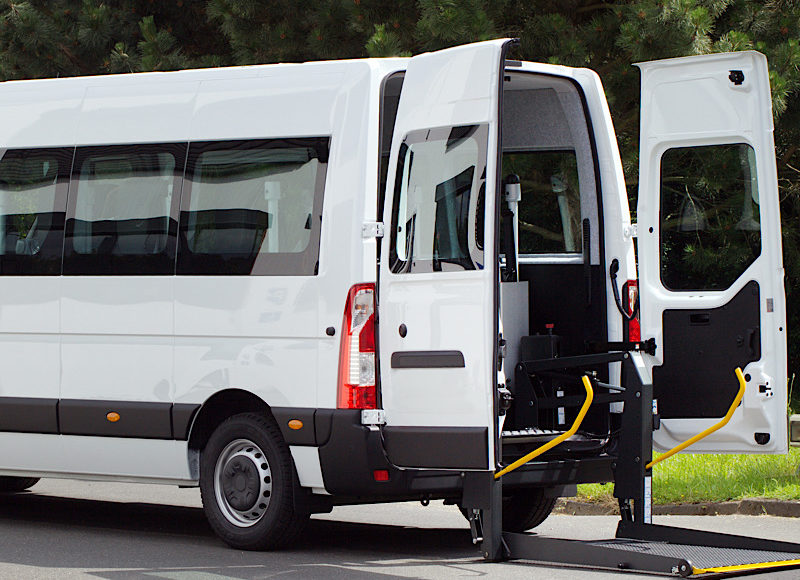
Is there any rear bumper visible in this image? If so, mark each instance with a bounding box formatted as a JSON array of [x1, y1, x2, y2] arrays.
[[314, 410, 613, 499], [316, 410, 463, 497]]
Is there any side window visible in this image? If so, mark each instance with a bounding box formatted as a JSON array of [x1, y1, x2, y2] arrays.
[[502, 151, 582, 255], [389, 125, 488, 273], [63, 144, 183, 275], [177, 138, 328, 276], [660, 143, 760, 290], [0, 148, 70, 275]]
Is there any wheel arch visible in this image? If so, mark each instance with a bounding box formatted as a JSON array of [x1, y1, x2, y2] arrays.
[[187, 389, 273, 454]]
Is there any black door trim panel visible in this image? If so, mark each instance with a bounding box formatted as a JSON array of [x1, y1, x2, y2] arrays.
[[654, 280, 761, 419], [391, 350, 466, 368], [0, 397, 59, 434], [0, 397, 200, 440], [60, 400, 173, 439]]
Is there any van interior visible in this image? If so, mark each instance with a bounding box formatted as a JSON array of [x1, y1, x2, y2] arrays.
[[378, 69, 613, 463], [498, 71, 611, 462]]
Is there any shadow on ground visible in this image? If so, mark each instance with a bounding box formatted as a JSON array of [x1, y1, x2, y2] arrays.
[[0, 491, 477, 579]]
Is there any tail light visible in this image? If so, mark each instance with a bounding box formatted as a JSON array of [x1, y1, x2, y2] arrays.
[[624, 279, 641, 342], [337, 283, 377, 409]]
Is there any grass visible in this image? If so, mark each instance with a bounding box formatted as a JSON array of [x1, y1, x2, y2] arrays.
[[577, 448, 800, 504]]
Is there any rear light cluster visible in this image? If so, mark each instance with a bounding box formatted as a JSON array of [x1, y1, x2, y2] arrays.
[[337, 283, 377, 409], [624, 279, 641, 342]]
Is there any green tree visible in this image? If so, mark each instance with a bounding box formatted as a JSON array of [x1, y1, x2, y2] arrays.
[[1, 0, 800, 399]]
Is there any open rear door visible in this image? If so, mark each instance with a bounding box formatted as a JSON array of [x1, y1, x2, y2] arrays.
[[377, 39, 513, 470], [637, 52, 787, 453]]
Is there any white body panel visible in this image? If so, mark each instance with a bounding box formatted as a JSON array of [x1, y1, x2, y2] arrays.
[[289, 446, 327, 491], [0, 433, 193, 483], [0, 59, 404, 482], [0, 278, 60, 402], [61, 277, 174, 405], [0, 43, 786, 494], [636, 52, 787, 453]]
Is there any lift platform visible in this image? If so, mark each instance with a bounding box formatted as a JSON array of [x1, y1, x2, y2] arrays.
[[470, 351, 800, 577]]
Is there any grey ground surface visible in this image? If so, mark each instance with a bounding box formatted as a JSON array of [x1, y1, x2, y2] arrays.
[[0, 479, 799, 579]]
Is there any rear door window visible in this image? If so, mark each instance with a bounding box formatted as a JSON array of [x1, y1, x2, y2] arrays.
[[389, 125, 488, 273], [660, 143, 760, 290]]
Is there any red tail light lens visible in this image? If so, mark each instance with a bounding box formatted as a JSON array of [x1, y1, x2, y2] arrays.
[[625, 279, 641, 342], [337, 283, 377, 409]]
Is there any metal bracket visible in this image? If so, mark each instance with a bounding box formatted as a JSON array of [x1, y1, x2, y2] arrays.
[[361, 409, 386, 425], [468, 509, 483, 544], [361, 222, 385, 239], [586, 338, 656, 356]]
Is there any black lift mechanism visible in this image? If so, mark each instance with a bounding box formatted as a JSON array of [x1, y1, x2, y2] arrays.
[[475, 351, 800, 577]]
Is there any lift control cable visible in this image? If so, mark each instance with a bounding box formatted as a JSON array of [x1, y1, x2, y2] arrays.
[[495, 375, 594, 479], [609, 258, 638, 321], [646, 367, 746, 470]]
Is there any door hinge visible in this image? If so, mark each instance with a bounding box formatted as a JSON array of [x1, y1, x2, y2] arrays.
[[361, 409, 386, 425], [624, 223, 638, 239], [362, 222, 385, 239]]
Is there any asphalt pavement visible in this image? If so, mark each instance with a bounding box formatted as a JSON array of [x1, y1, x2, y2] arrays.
[[0, 479, 799, 579]]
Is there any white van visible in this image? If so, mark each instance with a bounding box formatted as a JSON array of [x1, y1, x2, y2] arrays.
[[0, 39, 785, 552]]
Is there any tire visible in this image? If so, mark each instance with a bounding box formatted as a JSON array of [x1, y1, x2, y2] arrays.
[[0, 477, 39, 493], [501, 488, 557, 532], [200, 412, 309, 550], [458, 487, 557, 533]]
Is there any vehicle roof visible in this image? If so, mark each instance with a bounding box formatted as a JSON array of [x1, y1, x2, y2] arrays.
[[0, 58, 408, 148]]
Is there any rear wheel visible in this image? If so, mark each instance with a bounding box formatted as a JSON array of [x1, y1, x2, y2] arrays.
[[0, 477, 39, 493], [200, 412, 308, 550], [458, 487, 557, 532], [501, 488, 557, 532]]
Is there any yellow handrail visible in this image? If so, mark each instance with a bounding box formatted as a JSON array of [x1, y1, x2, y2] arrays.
[[646, 367, 746, 470], [495, 375, 594, 479]]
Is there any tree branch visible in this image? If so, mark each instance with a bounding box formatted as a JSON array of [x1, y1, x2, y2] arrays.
[[576, 3, 615, 15], [779, 144, 799, 169]]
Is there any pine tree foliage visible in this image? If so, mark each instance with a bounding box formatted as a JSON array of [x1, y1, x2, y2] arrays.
[[1, 0, 800, 387]]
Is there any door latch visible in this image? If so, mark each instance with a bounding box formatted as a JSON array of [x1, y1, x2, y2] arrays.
[[498, 384, 513, 416], [498, 336, 507, 371]]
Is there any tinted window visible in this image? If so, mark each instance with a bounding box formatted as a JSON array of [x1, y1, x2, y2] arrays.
[[660, 144, 761, 290], [502, 151, 582, 255], [63, 144, 184, 275], [390, 125, 488, 273], [0, 148, 70, 275], [177, 138, 328, 276]]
